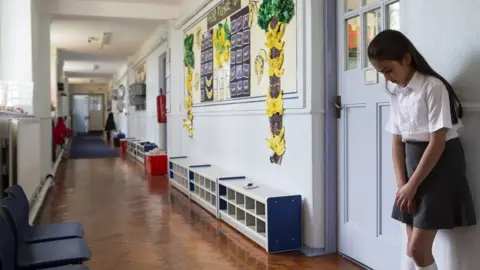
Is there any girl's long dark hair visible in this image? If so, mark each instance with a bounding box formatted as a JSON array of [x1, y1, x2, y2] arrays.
[[368, 30, 462, 124]]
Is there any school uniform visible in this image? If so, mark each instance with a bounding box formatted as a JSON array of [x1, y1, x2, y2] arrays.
[[386, 71, 477, 229]]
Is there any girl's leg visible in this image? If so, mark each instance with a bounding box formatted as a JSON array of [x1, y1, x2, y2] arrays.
[[409, 228, 438, 269], [402, 224, 415, 270]]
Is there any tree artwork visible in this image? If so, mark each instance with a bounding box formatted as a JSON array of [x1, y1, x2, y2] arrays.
[[258, 0, 295, 164]]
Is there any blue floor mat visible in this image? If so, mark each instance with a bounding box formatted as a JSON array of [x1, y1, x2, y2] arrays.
[[69, 136, 119, 159]]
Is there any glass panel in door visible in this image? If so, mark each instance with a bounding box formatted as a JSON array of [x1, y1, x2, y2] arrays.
[[88, 95, 104, 131], [72, 95, 89, 135]]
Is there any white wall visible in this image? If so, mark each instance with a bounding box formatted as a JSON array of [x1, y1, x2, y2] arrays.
[[112, 0, 324, 249], [144, 43, 167, 147], [31, 0, 53, 178], [401, 1, 480, 269], [112, 25, 168, 146], [0, 0, 33, 82], [112, 63, 129, 134], [165, 0, 324, 249]]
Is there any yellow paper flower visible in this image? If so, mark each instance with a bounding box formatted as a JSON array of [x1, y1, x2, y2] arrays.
[[213, 28, 218, 44], [266, 89, 284, 117], [184, 67, 194, 137], [220, 27, 226, 47], [267, 128, 286, 156], [265, 22, 289, 162]]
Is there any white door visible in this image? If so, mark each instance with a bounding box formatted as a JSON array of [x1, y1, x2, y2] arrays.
[[337, 1, 402, 269], [87, 95, 104, 131], [72, 95, 89, 135]]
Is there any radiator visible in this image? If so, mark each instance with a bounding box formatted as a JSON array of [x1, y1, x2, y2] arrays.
[[0, 113, 42, 203]]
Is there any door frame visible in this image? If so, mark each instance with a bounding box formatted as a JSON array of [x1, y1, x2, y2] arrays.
[[323, 0, 339, 256], [71, 93, 106, 133], [159, 52, 168, 152]]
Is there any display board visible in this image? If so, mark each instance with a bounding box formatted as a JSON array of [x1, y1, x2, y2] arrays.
[[184, 0, 297, 105]]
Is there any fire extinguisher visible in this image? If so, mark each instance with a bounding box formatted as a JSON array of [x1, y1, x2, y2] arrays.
[[157, 88, 167, 123]]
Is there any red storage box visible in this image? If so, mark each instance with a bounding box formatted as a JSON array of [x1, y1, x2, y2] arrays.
[[145, 154, 168, 175], [120, 139, 127, 153]]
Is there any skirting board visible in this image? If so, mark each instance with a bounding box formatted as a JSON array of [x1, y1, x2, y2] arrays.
[[28, 139, 68, 225], [301, 246, 327, 257]]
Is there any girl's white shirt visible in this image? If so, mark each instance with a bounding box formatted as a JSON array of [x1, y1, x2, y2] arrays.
[[386, 71, 462, 142]]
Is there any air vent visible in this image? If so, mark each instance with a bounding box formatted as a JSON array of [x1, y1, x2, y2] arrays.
[[102, 32, 112, 46]]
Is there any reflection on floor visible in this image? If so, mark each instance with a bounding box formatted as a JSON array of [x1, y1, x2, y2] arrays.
[[37, 156, 363, 270]]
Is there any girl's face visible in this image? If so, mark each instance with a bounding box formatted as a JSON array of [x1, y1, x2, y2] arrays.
[[371, 54, 414, 87]]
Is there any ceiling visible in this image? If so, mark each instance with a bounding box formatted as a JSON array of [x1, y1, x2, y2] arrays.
[[48, 0, 183, 84]]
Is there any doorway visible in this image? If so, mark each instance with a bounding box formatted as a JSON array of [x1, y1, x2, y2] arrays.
[[333, 0, 402, 269], [159, 52, 167, 151], [72, 94, 105, 135]]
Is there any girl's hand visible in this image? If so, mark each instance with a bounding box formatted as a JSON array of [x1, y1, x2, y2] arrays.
[[396, 183, 418, 214]]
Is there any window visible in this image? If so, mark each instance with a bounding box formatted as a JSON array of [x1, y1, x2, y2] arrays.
[[364, 9, 382, 67], [364, 0, 378, 5], [89, 96, 102, 111], [345, 0, 360, 12], [387, 1, 400, 30], [346, 17, 361, 70], [344, 0, 401, 70]]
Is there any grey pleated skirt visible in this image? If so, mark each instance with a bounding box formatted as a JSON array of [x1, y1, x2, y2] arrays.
[[392, 138, 477, 229]]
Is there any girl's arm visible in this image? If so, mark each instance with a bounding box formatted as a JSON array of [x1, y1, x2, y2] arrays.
[[407, 129, 446, 189], [408, 83, 451, 189], [392, 134, 407, 188]]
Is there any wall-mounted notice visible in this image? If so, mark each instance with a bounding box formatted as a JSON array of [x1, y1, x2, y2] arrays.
[[184, 0, 298, 105], [201, 29, 214, 102], [229, 6, 251, 98], [207, 0, 242, 29]]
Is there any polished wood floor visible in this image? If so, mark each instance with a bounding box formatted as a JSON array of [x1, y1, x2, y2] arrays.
[[37, 153, 363, 270]]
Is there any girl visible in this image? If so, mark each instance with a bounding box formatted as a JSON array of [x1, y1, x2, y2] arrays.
[[368, 30, 477, 270]]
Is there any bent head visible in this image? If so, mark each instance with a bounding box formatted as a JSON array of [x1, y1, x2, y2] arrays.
[[368, 30, 416, 87]]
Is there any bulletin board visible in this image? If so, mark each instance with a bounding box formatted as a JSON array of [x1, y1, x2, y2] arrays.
[[184, 0, 297, 105]]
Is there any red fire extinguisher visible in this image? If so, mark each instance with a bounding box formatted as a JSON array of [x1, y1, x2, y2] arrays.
[[157, 88, 167, 123]]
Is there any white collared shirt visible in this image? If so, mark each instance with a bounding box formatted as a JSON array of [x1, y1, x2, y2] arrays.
[[386, 72, 462, 142]]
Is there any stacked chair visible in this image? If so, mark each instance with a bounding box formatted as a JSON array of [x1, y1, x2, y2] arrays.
[[0, 185, 91, 270]]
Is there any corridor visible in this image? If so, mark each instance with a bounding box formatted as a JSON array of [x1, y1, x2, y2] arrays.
[[37, 156, 362, 270]]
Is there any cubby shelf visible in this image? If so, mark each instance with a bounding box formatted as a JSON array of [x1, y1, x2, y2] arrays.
[[168, 156, 209, 197], [126, 138, 141, 158], [188, 166, 246, 218], [218, 179, 302, 253], [167, 156, 302, 254], [125, 138, 157, 164]]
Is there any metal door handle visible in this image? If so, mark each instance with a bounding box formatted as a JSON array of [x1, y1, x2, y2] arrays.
[[333, 95, 342, 119], [333, 101, 342, 110]]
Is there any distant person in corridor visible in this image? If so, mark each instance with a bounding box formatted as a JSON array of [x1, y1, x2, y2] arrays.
[[105, 111, 116, 141], [367, 30, 477, 270]]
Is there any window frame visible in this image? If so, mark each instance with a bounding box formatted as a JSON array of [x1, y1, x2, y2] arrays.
[[343, 0, 400, 71]]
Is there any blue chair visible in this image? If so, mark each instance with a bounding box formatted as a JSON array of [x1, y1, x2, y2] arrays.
[[0, 212, 89, 270], [0, 197, 91, 269], [5, 185, 84, 243], [0, 211, 15, 270]]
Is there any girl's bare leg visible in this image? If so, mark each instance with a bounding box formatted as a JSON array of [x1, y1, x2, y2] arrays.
[[409, 227, 438, 269], [401, 224, 415, 270]]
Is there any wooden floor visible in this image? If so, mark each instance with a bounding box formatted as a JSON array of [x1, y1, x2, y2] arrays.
[[37, 154, 363, 270]]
